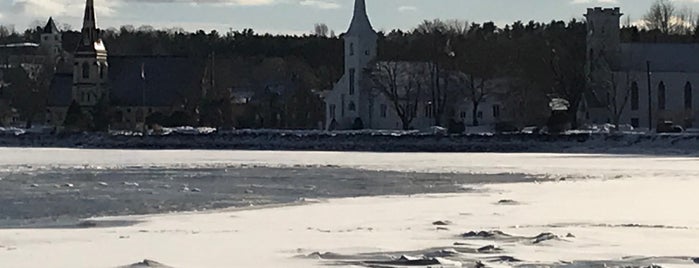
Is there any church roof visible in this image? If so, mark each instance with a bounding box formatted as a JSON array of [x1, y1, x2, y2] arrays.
[[108, 56, 205, 107], [346, 0, 375, 36], [47, 73, 73, 107], [620, 43, 699, 73], [47, 56, 206, 107], [43, 17, 59, 34]]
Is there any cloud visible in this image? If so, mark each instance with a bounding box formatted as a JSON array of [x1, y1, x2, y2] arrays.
[[10, 0, 120, 18], [398, 5, 417, 12], [299, 0, 340, 9], [570, 0, 619, 4]]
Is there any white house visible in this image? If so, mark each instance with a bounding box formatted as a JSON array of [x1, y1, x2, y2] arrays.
[[584, 7, 699, 129]]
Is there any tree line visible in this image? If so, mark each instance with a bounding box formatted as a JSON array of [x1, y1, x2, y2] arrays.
[[1, 0, 697, 130]]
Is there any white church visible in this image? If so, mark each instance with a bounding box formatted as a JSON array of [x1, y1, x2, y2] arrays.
[[583, 7, 699, 130], [323, 0, 503, 131]]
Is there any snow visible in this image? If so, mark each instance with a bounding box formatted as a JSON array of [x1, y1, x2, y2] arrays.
[[0, 150, 698, 267]]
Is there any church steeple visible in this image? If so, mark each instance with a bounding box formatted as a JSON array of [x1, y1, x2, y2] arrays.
[[346, 0, 375, 36], [72, 0, 108, 108], [77, 0, 101, 54]]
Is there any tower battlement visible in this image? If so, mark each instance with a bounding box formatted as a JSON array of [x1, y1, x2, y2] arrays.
[[585, 7, 622, 17]]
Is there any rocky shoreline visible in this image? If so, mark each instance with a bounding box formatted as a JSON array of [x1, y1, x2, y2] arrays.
[[1, 131, 698, 154]]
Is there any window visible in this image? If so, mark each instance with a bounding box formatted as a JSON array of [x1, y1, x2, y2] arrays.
[[329, 104, 336, 119], [460, 111, 466, 119], [81, 62, 90, 79], [477, 111, 483, 119], [631, 82, 639, 111], [685, 82, 693, 110], [631, 118, 640, 128], [365, 50, 369, 56], [380, 104, 387, 118], [348, 101, 356, 111], [658, 81, 666, 111], [43, 36, 48, 41], [349, 43, 354, 56], [54, 36, 58, 41], [341, 94, 345, 117], [492, 105, 501, 118], [424, 103, 433, 118], [349, 68, 356, 95], [99, 65, 105, 79]]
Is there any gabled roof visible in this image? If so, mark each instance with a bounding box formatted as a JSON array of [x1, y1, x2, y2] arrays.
[[620, 43, 699, 73], [43, 17, 59, 34], [108, 56, 205, 107]]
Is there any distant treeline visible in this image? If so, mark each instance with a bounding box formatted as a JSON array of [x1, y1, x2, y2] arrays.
[[1, 0, 697, 129]]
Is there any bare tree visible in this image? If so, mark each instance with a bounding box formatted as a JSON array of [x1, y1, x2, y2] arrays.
[[313, 23, 329, 37], [588, 57, 636, 130], [463, 74, 489, 127], [643, 0, 696, 34], [370, 62, 426, 130]]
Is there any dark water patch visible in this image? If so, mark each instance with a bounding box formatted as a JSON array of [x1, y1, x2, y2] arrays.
[[0, 167, 531, 228]]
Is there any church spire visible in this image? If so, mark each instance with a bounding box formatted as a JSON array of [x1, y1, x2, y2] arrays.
[[346, 0, 375, 35], [80, 0, 97, 48]]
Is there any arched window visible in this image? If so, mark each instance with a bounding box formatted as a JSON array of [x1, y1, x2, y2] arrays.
[[348, 101, 356, 111], [685, 82, 693, 110], [658, 81, 666, 111], [99, 64, 105, 79], [81, 62, 90, 79], [631, 82, 639, 111], [349, 68, 356, 95]]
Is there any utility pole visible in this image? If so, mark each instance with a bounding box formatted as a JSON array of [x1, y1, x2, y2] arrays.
[[646, 61, 652, 132], [141, 62, 147, 135]]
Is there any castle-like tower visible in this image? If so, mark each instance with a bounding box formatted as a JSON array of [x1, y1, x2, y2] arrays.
[[325, 0, 377, 129], [40, 17, 63, 63], [585, 7, 622, 70], [72, 0, 108, 107]]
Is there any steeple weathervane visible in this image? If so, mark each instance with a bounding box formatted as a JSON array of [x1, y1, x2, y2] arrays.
[[347, 0, 375, 35]]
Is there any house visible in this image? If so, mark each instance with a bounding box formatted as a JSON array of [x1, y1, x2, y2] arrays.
[[583, 7, 699, 130]]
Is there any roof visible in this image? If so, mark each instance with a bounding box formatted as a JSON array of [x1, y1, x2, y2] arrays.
[[620, 43, 699, 73], [43, 17, 59, 34], [108, 56, 205, 107], [346, 0, 375, 36], [48, 73, 73, 107]]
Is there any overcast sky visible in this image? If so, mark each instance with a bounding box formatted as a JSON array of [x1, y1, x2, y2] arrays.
[[2, 0, 699, 35]]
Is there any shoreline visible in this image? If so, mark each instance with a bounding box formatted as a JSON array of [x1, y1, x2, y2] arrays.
[[1, 131, 699, 155]]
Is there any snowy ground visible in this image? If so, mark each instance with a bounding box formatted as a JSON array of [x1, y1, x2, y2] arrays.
[[0, 149, 698, 267]]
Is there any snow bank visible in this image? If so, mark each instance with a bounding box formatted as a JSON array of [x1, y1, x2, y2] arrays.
[[1, 130, 698, 154]]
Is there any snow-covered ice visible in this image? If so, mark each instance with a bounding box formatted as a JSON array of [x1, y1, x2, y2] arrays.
[[0, 149, 697, 267]]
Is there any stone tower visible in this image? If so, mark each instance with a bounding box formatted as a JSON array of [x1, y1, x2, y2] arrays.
[[72, 0, 108, 107], [40, 17, 63, 63], [585, 7, 622, 69], [341, 0, 377, 125]]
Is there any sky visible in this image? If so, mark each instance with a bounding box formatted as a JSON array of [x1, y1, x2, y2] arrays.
[[3, 0, 699, 35]]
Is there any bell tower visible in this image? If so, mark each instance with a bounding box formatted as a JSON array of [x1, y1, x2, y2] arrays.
[[40, 17, 63, 63], [342, 0, 377, 122], [73, 0, 108, 107], [585, 7, 622, 69]]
